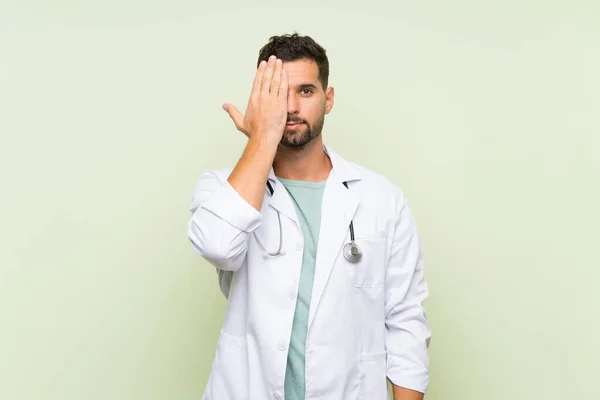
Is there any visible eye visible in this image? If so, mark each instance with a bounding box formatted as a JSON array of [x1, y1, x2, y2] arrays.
[[301, 88, 313, 95]]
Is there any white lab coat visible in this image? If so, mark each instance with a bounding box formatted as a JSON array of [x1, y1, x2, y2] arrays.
[[188, 145, 431, 400]]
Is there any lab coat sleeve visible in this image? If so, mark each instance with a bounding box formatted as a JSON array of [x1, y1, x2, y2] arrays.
[[188, 170, 263, 273], [385, 191, 431, 394]]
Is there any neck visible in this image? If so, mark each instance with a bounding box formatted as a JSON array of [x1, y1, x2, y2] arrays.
[[273, 137, 332, 182]]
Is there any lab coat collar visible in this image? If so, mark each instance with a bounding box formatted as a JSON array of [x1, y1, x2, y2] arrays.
[[264, 143, 362, 227], [266, 143, 363, 185]]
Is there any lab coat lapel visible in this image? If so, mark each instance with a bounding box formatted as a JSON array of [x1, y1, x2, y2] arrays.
[[307, 152, 360, 332]]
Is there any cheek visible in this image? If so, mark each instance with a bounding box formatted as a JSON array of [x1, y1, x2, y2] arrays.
[[303, 98, 326, 120]]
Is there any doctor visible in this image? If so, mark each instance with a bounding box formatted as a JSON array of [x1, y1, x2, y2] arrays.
[[188, 33, 431, 400]]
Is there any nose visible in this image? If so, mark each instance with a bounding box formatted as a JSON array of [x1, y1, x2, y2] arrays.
[[287, 93, 299, 115]]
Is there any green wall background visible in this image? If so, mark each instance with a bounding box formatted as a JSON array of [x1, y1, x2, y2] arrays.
[[1, 1, 598, 399]]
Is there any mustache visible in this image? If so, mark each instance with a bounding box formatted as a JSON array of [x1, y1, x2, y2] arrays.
[[286, 117, 306, 124]]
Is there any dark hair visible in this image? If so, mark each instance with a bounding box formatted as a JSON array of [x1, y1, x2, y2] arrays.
[[257, 33, 329, 90]]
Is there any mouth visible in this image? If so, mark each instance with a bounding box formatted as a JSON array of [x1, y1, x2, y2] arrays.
[[285, 122, 304, 128]]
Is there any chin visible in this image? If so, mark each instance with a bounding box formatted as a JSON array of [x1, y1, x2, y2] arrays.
[[281, 135, 316, 149]]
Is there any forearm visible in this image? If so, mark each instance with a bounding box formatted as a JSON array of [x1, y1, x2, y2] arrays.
[[392, 384, 424, 400], [227, 134, 279, 210]]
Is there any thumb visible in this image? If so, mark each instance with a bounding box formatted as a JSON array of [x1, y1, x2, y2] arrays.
[[222, 104, 246, 133]]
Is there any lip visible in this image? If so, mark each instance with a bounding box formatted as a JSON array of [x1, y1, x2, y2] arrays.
[[286, 122, 304, 128]]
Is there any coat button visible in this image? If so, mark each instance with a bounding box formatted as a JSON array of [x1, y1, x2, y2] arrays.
[[277, 340, 288, 351], [273, 393, 282, 400]]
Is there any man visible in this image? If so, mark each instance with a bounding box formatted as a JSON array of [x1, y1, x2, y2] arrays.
[[188, 33, 431, 400]]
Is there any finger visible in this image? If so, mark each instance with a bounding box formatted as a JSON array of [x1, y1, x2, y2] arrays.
[[252, 60, 267, 97], [223, 104, 244, 131], [278, 69, 288, 101], [261, 55, 276, 95], [270, 59, 282, 95]]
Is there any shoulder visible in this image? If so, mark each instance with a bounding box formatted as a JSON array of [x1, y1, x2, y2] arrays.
[[345, 160, 414, 223], [197, 167, 234, 182], [346, 161, 419, 234], [349, 161, 406, 200], [326, 145, 405, 198], [189, 167, 235, 210], [190, 167, 235, 191]]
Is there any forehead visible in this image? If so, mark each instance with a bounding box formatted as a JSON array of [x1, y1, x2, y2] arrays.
[[282, 59, 321, 88]]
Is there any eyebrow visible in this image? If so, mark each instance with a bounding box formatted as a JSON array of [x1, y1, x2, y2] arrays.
[[297, 83, 318, 90]]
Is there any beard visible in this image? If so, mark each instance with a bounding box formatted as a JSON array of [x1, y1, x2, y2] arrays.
[[280, 113, 325, 148]]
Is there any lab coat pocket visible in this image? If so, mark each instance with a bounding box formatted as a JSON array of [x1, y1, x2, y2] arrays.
[[350, 236, 387, 288], [358, 351, 388, 400], [205, 331, 249, 400]]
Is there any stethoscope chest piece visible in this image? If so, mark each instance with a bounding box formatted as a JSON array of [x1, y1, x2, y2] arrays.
[[343, 241, 362, 263]]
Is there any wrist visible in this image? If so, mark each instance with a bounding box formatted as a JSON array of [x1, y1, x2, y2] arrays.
[[249, 130, 281, 149]]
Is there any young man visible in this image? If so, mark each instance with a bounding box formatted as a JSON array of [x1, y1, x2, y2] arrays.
[[188, 33, 431, 400]]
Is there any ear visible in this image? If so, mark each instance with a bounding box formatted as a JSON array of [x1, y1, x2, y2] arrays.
[[324, 86, 335, 114]]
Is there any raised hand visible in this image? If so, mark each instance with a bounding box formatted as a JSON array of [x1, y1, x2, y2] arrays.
[[223, 55, 288, 145]]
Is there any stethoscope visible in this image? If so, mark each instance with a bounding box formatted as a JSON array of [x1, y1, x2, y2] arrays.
[[253, 180, 363, 263]]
